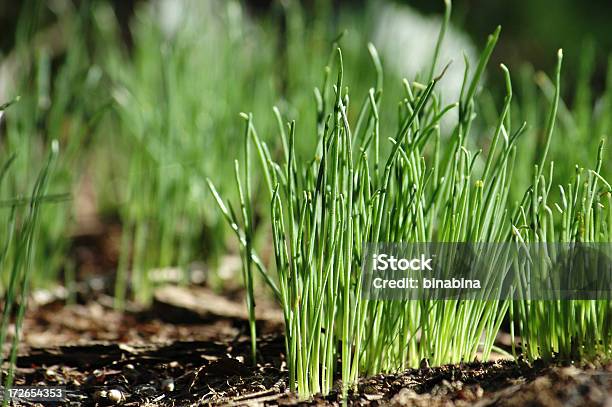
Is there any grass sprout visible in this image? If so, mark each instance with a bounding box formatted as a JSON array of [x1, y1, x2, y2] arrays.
[[0, 140, 59, 406]]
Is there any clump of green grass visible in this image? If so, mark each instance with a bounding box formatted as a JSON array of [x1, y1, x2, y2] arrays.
[[210, 7, 611, 398], [511, 159, 612, 361], [1, 1, 105, 291], [104, 0, 280, 306], [509, 50, 611, 362], [0, 134, 59, 406], [209, 12, 508, 392], [101, 0, 394, 307]]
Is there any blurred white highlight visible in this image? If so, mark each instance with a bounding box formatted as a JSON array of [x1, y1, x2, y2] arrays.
[[373, 3, 478, 105]]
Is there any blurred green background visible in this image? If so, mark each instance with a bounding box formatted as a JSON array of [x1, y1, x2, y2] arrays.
[[0, 0, 610, 305], [2, 0, 611, 74]]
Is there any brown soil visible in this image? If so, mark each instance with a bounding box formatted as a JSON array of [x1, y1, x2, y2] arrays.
[[5, 286, 612, 406]]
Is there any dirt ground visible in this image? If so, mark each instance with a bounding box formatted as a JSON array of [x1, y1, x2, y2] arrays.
[[4, 284, 612, 406]]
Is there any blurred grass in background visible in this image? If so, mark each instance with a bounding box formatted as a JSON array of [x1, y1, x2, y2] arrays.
[[0, 0, 610, 306]]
